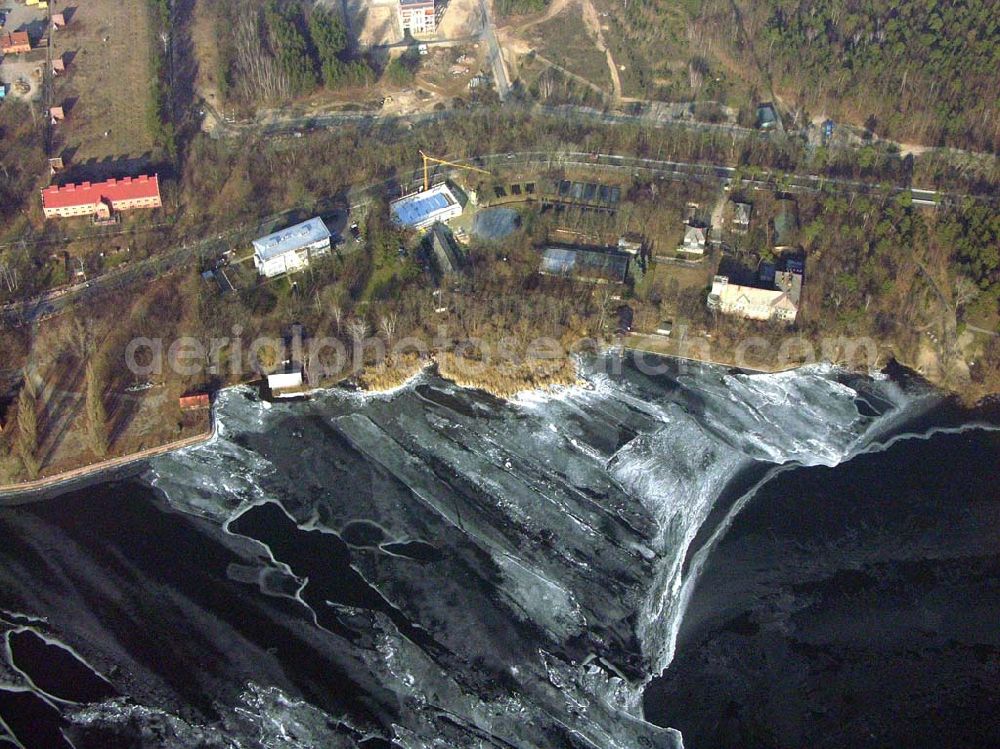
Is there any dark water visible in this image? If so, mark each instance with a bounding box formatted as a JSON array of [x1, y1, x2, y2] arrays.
[[0, 484, 395, 747], [0, 362, 997, 749], [644, 428, 1000, 749]]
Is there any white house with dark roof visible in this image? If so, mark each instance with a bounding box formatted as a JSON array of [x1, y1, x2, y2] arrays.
[[679, 224, 707, 255], [733, 202, 752, 232], [253, 218, 331, 278]]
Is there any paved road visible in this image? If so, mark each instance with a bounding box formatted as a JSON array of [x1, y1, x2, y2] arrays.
[[214, 102, 994, 209], [456, 150, 949, 206], [0, 149, 982, 328], [0, 207, 347, 328]]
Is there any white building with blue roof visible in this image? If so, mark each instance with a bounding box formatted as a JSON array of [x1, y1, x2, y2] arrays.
[[390, 183, 463, 230], [253, 217, 332, 278]]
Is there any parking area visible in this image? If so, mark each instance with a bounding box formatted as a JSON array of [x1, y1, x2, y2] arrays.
[[0, 2, 49, 100], [0, 2, 48, 40]]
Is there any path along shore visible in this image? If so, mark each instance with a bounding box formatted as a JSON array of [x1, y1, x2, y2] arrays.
[[0, 427, 215, 503]]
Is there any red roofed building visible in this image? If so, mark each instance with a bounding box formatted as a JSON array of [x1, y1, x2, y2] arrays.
[[41, 174, 162, 219], [178, 393, 210, 410], [1, 31, 31, 55]]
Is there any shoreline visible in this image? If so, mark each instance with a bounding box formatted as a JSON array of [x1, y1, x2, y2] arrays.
[[0, 346, 987, 499], [0, 423, 216, 502]]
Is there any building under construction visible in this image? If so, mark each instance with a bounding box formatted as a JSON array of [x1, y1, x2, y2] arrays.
[[390, 152, 490, 230], [391, 183, 464, 230]]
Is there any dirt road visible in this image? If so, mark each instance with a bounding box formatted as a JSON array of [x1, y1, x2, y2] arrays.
[[580, 0, 621, 101]]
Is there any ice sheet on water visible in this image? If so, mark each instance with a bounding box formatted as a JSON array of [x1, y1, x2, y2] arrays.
[[135, 355, 936, 748], [492, 551, 588, 640], [68, 683, 359, 749]]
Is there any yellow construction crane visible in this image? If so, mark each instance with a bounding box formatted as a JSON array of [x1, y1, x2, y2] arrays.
[[419, 150, 490, 191]]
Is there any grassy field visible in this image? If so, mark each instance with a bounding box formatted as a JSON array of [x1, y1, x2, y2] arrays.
[[589, 0, 750, 105], [526, 9, 610, 93], [50, 0, 156, 171], [593, 0, 689, 100]]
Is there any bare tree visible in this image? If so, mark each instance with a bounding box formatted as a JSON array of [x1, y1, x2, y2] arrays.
[[539, 68, 557, 102], [953, 276, 980, 310], [233, 3, 288, 102], [596, 289, 613, 333], [347, 318, 369, 344], [346, 318, 369, 367], [379, 312, 399, 352], [58, 316, 95, 361], [688, 58, 706, 98], [84, 359, 109, 459], [15, 377, 40, 479]]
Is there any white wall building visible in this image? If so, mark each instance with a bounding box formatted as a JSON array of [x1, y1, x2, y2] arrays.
[[708, 274, 800, 322], [253, 218, 331, 278], [390, 183, 463, 230], [267, 369, 304, 394], [398, 0, 437, 34]]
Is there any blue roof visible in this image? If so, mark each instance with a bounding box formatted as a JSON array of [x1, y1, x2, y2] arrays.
[[391, 185, 458, 228], [253, 218, 331, 261]]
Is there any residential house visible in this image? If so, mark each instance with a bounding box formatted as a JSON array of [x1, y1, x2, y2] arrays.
[[708, 259, 803, 323], [678, 224, 707, 255], [733, 202, 752, 233], [708, 275, 799, 322], [617, 234, 643, 255], [756, 102, 779, 131], [1, 31, 31, 55]]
